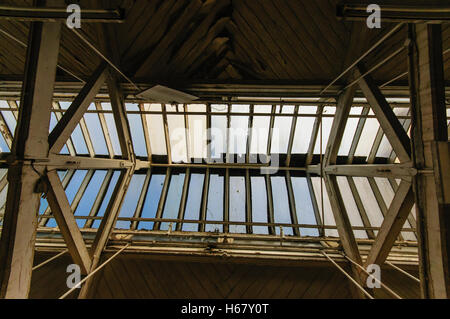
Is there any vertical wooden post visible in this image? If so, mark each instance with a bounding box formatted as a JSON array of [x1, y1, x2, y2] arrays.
[[0, 15, 61, 298], [408, 23, 449, 299]]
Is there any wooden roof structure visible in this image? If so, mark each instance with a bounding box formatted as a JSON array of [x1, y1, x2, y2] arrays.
[[0, 0, 448, 299]]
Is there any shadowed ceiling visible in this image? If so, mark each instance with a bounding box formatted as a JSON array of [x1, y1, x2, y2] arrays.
[[0, 0, 449, 86]]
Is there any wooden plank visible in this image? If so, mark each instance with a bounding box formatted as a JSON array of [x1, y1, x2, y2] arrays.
[[95, 102, 114, 159], [134, 0, 203, 77], [323, 174, 365, 298], [48, 62, 107, 154], [0, 18, 61, 299], [324, 86, 356, 166], [409, 23, 449, 299], [52, 102, 76, 156], [45, 171, 92, 274], [105, 72, 134, 160], [324, 164, 416, 178], [78, 168, 133, 298], [357, 64, 411, 162], [364, 180, 414, 267]]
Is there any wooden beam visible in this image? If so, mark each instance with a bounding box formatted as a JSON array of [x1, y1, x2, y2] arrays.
[[357, 65, 412, 163], [324, 86, 356, 166], [408, 23, 449, 299], [322, 164, 416, 178], [84, 169, 113, 229], [285, 171, 300, 236], [323, 174, 365, 298], [48, 62, 107, 154], [364, 180, 414, 267], [52, 102, 76, 156], [0, 15, 60, 298], [0, 5, 125, 22], [78, 168, 133, 298], [105, 72, 134, 160], [44, 170, 92, 274]]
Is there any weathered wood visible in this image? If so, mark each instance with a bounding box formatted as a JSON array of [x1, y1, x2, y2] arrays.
[[78, 168, 133, 298], [324, 86, 356, 166], [323, 174, 365, 298], [48, 62, 107, 154], [357, 64, 411, 163], [0, 17, 60, 298], [364, 180, 414, 267], [45, 170, 92, 274], [408, 23, 449, 299], [321, 164, 416, 178]]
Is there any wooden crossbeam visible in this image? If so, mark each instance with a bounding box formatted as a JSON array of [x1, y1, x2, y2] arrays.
[[44, 170, 92, 274], [323, 164, 416, 178], [364, 180, 414, 267], [48, 62, 107, 154], [323, 174, 366, 298], [357, 64, 411, 163], [78, 168, 133, 298], [324, 86, 356, 166], [106, 72, 134, 160]]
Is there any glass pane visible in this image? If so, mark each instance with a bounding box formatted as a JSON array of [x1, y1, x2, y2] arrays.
[[127, 113, 148, 157], [338, 107, 362, 156], [101, 103, 122, 156], [229, 176, 246, 233], [47, 170, 88, 227], [271, 176, 293, 235], [116, 174, 147, 229], [84, 112, 108, 155], [182, 173, 204, 231], [92, 171, 121, 228], [292, 107, 316, 154], [353, 177, 384, 235], [70, 124, 89, 155], [355, 110, 379, 157], [291, 176, 319, 236], [206, 173, 223, 232], [250, 114, 270, 155], [271, 106, 294, 154], [138, 173, 165, 230], [311, 177, 338, 237], [229, 105, 249, 155], [251, 176, 268, 234], [167, 111, 188, 163], [337, 177, 368, 239], [74, 170, 108, 228], [313, 107, 335, 154], [161, 172, 185, 230], [143, 104, 166, 155], [187, 104, 207, 161], [211, 116, 227, 159]]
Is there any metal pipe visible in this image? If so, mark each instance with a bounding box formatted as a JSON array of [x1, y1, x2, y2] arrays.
[[320, 23, 405, 95], [32, 249, 68, 271], [59, 243, 129, 299], [385, 261, 420, 283], [321, 251, 374, 299], [341, 253, 403, 299]]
